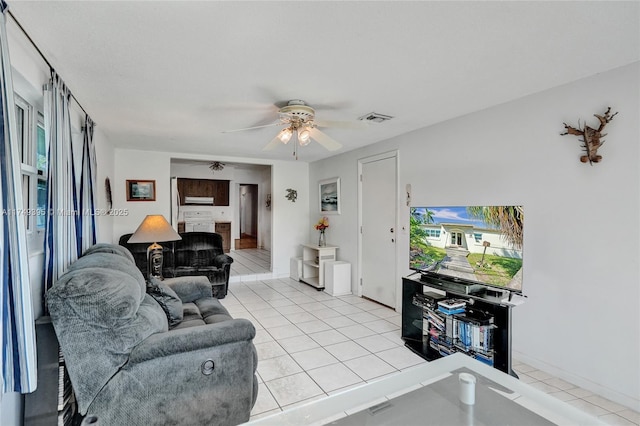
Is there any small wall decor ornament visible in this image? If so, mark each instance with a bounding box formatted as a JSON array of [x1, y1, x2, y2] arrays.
[[105, 177, 113, 211], [285, 188, 297, 202], [561, 107, 618, 164]]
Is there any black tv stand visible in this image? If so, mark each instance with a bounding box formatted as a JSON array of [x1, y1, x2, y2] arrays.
[[419, 271, 486, 295], [483, 288, 504, 298], [402, 275, 520, 377]]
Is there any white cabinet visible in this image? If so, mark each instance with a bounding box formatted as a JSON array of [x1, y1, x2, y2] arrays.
[[324, 261, 352, 296], [300, 244, 338, 290]]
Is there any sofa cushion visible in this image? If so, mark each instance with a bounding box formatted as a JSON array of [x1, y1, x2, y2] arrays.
[[47, 266, 167, 414], [196, 297, 233, 324], [172, 302, 206, 330], [170, 296, 233, 330], [164, 275, 212, 302], [83, 242, 135, 263], [173, 232, 224, 268], [68, 251, 146, 300], [147, 277, 183, 328], [175, 248, 217, 268]]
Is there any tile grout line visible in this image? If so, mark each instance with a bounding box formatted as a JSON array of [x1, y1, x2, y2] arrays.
[[226, 251, 640, 424]]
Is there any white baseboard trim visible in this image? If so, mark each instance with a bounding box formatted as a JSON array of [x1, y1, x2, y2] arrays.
[[512, 350, 640, 412]]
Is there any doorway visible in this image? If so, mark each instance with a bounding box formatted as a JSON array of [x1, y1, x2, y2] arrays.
[[237, 184, 258, 249], [451, 231, 464, 247], [359, 152, 398, 309]]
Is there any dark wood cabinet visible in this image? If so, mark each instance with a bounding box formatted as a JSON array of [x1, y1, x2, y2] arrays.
[[177, 178, 229, 206], [213, 180, 229, 206], [215, 221, 231, 252]]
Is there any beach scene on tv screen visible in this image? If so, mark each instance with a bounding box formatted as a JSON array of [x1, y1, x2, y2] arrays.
[[410, 205, 524, 291]]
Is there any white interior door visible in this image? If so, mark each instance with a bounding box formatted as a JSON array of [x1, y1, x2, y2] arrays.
[[360, 154, 397, 308]]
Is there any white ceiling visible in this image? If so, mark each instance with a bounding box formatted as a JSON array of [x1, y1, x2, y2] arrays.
[[7, 1, 639, 162]]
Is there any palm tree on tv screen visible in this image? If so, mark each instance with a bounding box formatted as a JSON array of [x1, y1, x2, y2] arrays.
[[467, 206, 524, 249]]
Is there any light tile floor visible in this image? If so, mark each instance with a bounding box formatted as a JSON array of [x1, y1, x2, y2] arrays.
[[224, 250, 639, 425], [229, 248, 271, 281]]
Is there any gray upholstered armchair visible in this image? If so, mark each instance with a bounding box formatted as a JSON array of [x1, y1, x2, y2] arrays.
[[47, 243, 258, 426], [119, 231, 234, 298]]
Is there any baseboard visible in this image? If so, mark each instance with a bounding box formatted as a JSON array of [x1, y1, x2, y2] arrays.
[[512, 350, 640, 412], [229, 272, 274, 283]]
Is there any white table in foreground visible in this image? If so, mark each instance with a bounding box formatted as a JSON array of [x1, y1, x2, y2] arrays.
[[247, 353, 604, 426]]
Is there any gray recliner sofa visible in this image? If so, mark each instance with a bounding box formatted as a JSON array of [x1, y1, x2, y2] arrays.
[[47, 243, 258, 426]]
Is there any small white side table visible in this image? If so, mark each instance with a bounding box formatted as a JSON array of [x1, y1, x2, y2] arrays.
[[324, 261, 352, 296], [299, 244, 338, 290]]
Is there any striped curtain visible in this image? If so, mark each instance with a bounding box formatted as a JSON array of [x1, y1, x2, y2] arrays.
[[78, 115, 96, 253], [0, 0, 37, 394], [44, 72, 79, 291]]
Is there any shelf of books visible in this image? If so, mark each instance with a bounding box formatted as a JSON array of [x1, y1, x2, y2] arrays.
[[402, 276, 516, 376], [415, 293, 495, 367]]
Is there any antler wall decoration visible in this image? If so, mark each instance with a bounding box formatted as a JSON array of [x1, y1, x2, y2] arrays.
[[561, 107, 618, 164]]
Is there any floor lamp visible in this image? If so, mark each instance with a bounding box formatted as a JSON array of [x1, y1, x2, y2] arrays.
[[128, 214, 181, 280]]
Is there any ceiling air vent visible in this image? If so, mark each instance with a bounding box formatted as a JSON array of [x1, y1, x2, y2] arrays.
[[358, 112, 394, 123]]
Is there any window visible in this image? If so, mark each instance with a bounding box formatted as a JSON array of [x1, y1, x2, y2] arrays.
[[36, 116, 47, 229], [425, 229, 440, 238], [16, 94, 47, 250], [473, 233, 482, 243]]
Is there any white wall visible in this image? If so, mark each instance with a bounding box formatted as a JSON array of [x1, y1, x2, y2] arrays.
[[259, 167, 272, 250], [114, 150, 307, 276], [94, 127, 115, 243], [310, 62, 639, 410]]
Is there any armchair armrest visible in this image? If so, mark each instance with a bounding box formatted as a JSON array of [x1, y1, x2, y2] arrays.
[[214, 254, 234, 267], [129, 318, 256, 364], [163, 276, 212, 302]]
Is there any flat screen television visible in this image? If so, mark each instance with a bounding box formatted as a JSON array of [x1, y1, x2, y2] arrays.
[[410, 205, 524, 294]]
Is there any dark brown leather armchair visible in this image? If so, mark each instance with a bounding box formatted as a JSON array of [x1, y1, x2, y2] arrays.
[[119, 232, 234, 298]]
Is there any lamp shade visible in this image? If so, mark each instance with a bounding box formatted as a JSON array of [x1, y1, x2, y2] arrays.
[[127, 215, 182, 243]]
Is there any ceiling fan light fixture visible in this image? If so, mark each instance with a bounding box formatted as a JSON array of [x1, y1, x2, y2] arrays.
[[278, 127, 293, 144], [209, 161, 225, 172], [298, 128, 311, 146]]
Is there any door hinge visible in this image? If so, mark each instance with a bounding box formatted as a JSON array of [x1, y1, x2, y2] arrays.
[[360, 278, 363, 286], [360, 174, 363, 182], [360, 226, 363, 234]]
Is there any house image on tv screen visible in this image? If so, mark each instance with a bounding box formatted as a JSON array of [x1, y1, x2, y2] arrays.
[[410, 206, 524, 291]]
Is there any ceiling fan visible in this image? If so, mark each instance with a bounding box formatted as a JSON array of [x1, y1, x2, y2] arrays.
[[222, 99, 364, 157]]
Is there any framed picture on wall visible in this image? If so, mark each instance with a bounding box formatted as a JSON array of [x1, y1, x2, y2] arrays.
[[126, 180, 156, 201], [319, 177, 340, 214]]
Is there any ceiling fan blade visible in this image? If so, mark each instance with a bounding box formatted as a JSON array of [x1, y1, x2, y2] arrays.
[[313, 119, 368, 129], [310, 100, 353, 110], [262, 134, 284, 151], [309, 128, 343, 151], [222, 121, 282, 133]]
